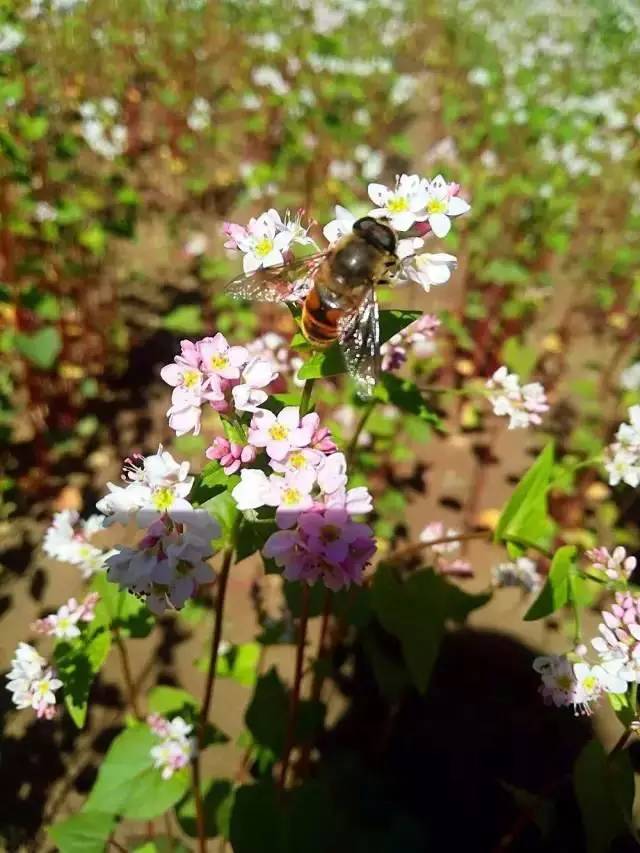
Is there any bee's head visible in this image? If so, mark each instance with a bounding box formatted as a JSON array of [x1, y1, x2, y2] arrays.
[[352, 216, 397, 254]]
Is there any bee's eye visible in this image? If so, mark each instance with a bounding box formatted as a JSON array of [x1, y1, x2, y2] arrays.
[[353, 217, 397, 253]]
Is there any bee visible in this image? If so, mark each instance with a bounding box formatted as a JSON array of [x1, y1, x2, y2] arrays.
[[225, 216, 400, 398]]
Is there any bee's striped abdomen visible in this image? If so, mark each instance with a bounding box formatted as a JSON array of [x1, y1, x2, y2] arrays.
[[301, 285, 343, 347]]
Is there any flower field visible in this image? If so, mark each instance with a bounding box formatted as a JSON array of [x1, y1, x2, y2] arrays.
[[1, 0, 640, 851]]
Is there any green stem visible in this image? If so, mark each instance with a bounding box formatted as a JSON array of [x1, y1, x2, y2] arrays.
[[346, 398, 377, 467], [299, 378, 315, 417]]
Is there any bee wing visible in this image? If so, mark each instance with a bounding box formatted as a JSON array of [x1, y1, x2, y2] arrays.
[[225, 252, 328, 303], [338, 287, 380, 400]]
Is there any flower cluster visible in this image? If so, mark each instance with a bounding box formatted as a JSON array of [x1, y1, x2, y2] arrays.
[[485, 366, 549, 430], [381, 313, 440, 372], [223, 174, 468, 297], [604, 405, 640, 488], [492, 557, 541, 593], [79, 99, 127, 160], [586, 546, 637, 582], [97, 447, 219, 614], [418, 522, 473, 577], [160, 334, 278, 435], [591, 592, 640, 684], [147, 714, 195, 780], [32, 593, 99, 639], [223, 209, 316, 274], [43, 510, 113, 579], [533, 653, 626, 716], [6, 643, 62, 720]]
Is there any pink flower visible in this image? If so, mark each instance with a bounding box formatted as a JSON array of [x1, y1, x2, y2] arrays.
[[311, 425, 338, 454], [586, 546, 636, 582], [198, 333, 248, 380], [248, 406, 316, 462], [317, 452, 348, 494], [266, 469, 316, 528], [298, 508, 372, 563], [232, 356, 277, 413], [205, 437, 257, 475], [222, 221, 248, 250]]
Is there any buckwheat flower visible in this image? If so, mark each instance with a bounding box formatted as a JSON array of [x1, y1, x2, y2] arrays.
[[486, 366, 548, 430], [265, 469, 316, 528], [231, 468, 273, 511], [586, 546, 637, 582], [222, 221, 248, 251], [317, 452, 348, 495], [298, 508, 372, 563], [620, 362, 640, 392], [183, 232, 209, 257], [269, 209, 317, 248], [368, 173, 429, 232], [403, 252, 457, 292], [270, 447, 325, 477], [32, 593, 99, 638], [438, 558, 474, 577], [34, 202, 57, 223], [423, 175, 471, 238], [322, 205, 358, 246], [205, 437, 257, 476], [198, 333, 249, 381], [248, 406, 316, 462], [6, 644, 62, 719], [235, 212, 293, 273], [605, 448, 640, 488], [30, 671, 63, 719], [232, 356, 277, 413], [186, 97, 211, 132], [325, 485, 373, 516], [149, 714, 194, 779], [592, 592, 640, 683]]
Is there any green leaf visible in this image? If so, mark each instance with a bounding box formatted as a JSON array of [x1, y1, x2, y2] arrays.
[[573, 739, 635, 853], [132, 840, 190, 853], [200, 491, 239, 544], [163, 305, 203, 334], [54, 627, 112, 728], [79, 224, 107, 255], [217, 642, 261, 687], [147, 685, 197, 717], [176, 777, 233, 838], [376, 373, 442, 426], [502, 337, 538, 380], [297, 309, 422, 380], [15, 327, 62, 370], [91, 573, 153, 638], [244, 668, 288, 755], [495, 442, 554, 547], [86, 724, 189, 819], [48, 811, 115, 853], [524, 545, 576, 621], [371, 566, 489, 693]]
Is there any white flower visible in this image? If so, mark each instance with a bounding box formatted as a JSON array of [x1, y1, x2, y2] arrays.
[[419, 521, 460, 554], [486, 366, 548, 430], [232, 357, 277, 413], [6, 644, 61, 719], [390, 74, 418, 106], [236, 212, 293, 274], [423, 175, 470, 238], [183, 232, 209, 257], [251, 66, 289, 96], [402, 252, 457, 292], [231, 469, 272, 511], [149, 714, 194, 779], [368, 173, 429, 232], [468, 67, 491, 87], [605, 406, 640, 487], [323, 205, 357, 245], [0, 25, 24, 53], [187, 97, 211, 132], [34, 202, 57, 222], [620, 362, 640, 392]]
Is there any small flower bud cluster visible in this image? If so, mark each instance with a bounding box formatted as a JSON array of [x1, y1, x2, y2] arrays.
[[148, 714, 195, 780], [604, 405, 640, 488], [486, 365, 549, 430], [586, 546, 636, 582]]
